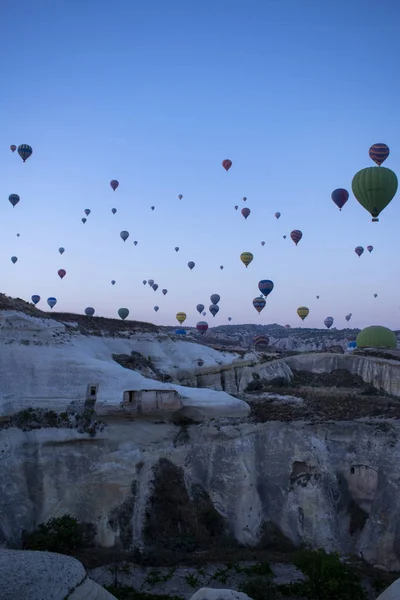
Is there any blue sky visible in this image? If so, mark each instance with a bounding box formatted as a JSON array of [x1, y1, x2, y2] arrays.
[[1, 0, 399, 329]]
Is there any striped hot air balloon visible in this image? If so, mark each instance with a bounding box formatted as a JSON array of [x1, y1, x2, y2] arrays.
[[324, 316, 334, 329], [258, 280, 274, 297], [110, 179, 119, 191], [241, 207, 251, 219], [352, 166, 398, 222], [18, 144, 32, 162], [240, 252, 253, 268], [253, 297, 266, 314], [253, 334, 269, 349], [297, 306, 309, 321], [369, 143, 390, 166], [176, 312, 187, 325], [222, 159, 232, 171], [10, 145, 16, 153], [9, 194, 20, 207], [290, 230, 303, 245], [196, 321, 209, 334]]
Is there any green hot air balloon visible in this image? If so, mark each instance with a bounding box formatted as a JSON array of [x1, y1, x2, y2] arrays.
[[352, 167, 398, 222], [118, 308, 129, 320], [356, 325, 396, 349]]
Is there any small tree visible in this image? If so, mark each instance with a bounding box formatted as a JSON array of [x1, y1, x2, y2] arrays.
[[22, 515, 84, 555]]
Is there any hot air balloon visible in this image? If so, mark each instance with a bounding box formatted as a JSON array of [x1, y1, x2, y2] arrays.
[[228, 317, 232, 321], [196, 321, 208, 334], [84, 209, 91, 216], [59, 247, 65, 254], [151, 206, 155, 210], [31, 295, 40, 305], [175, 247, 179, 252], [162, 289, 168, 295], [209, 304, 219, 317], [118, 308, 129, 320], [85, 307, 95, 317], [196, 304, 205, 314], [331, 188, 349, 211], [253, 297, 266, 314], [240, 252, 253, 268], [120, 230, 129, 242], [355, 246, 364, 257], [290, 230, 303, 245], [11, 256, 18, 264], [175, 329, 187, 335], [202, 311, 207, 316], [283, 235, 287, 239], [261, 241, 265, 246], [152, 284, 159, 291], [134, 241, 138, 246], [220, 265, 224, 270], [176, 312, 187, 325], [345, 314, 351, 322], [234, 205, 238, 210], [253, 334, 269, 349], [297, 306, 309, 321], [324, 316, 334, 329], [8, 194, 20, 207], [58, 269, 66, 279], [110, 180, 119, 191], [82, 218, 87, 224], [210, 294, 220, 305], [258, 280, 274, 298], [18, 144, 32, 162], [369, 143, 390, 166], [222, 159, 232, 171], [10, 145, 16, 153], [188, 261, 195, 270], [154, 306, 159, 312], [275, 212, 281, 219], [352, 167, 398, 222], [111, 280, 116, 285], [178, 194, 183, 200], [47, 297, 57, 309], [142, 280, 147, 285], [16, 233, 20, 237], [241, 208, 251, 219], [284, 324, 291, 329], [112, 208, 117, 214], [148, 279, 154, 287], [242, 197, 247, 202], [374, 293, 378, 298], [316, 295, 320, 299], [367, 245, 373, 253]]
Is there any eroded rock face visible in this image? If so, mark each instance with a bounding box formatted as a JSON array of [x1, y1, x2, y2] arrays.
[[2, 418, 400, 569]]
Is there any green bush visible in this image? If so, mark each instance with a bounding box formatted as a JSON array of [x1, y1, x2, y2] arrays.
[[239, 576, 278, 600], [292, 549, 367, 600], [22, 515, 85, 555]]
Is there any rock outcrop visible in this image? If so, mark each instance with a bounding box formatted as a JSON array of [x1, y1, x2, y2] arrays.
[[376, 578, 400, 600], [189, 590, 253, 600], [0, 549, 116, 600]]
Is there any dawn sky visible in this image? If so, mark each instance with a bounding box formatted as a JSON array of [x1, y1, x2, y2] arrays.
[[1, 0, 399, 329]]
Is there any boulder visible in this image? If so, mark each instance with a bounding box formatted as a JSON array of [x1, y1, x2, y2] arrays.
[[376, 578, 400, 600], [0, 549, 117, 600]]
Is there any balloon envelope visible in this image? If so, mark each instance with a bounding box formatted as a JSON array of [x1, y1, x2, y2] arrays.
[[188, 261, 195, 270], [258, 280, 274, 297], [31, 295, 40, 305], [324, 316, 334, 329], [196, 304, 205, 314], [59, 247, 65, 254], [290, 230, 303, 245], [18, 144, 32, 162], [85, 307, 95, 317], [209, 304, 219, 317], [9, 194, 20, 207], [275, 212, 281, 219], [369, 143, 390, 166], [240, 252, 253, 267], [120, 230, 129, 241], [253, 297, 266, 313], [47, 297, 57, 309], [241, 208, 251, 219], [118, 308, 129, 320], [331, 188, 349, 210], [176, 312, 187, 324], [222, 159, 232, 171], [196, 321, 208, 334], [352, 166, 398, 221], [297, 306, 309, 321], [11, 256, 18, 264], [355, 246, 364, 257], [210, 294, 220, 305], [110, 180, 119, 191]]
